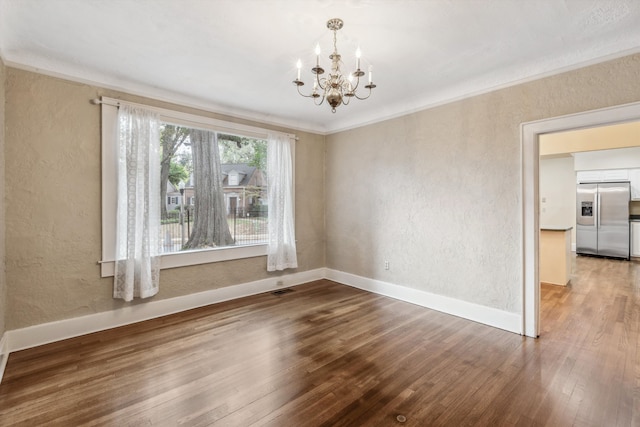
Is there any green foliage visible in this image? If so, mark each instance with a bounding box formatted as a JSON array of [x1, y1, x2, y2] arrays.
[[161, 211, 180, 224], [249, 204, 268, 217], [162, 128, 267, 176], [218, 135, 267, 170], [175, 150, 193, 176], [168, 161, 188, 186], [160, 124, 190, 164], [249, 140, 267, 171], [218, 133, 243, 147]]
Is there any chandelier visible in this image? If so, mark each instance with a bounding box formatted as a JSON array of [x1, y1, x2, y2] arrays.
[[293, 18, 376, 113]]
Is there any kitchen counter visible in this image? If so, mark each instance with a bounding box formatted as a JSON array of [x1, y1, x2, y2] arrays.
[[540, 226, 572, 286]]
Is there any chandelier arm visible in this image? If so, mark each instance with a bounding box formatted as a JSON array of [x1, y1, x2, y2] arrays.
[[295, 84, 320, 98], [352, 88, 373, 101], [316, 75, 328, 91], [342, 88, 354, 101]]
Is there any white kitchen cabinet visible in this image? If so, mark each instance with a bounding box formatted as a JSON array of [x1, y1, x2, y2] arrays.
[[602, 169, 629, 181], [576, 169, 630, 184], [576, 170, 602, 183], [629, 169, 640, 200], [632, 222, 640, 258]]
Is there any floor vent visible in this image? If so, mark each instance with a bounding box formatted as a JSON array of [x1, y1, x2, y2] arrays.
[[272, 288, 294, 295]]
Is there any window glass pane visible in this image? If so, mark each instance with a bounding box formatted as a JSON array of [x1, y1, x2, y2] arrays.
[[160, 124, 268, 254]]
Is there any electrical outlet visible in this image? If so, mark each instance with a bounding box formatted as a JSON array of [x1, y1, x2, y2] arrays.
[[384, 261, 390, 270]]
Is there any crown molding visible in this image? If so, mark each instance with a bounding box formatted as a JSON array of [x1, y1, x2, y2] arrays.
[[3, 59, 329, 136], [4, 45, 640, 136]]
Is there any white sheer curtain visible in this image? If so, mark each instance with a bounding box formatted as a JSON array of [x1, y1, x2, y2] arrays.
[[113, 105, 161, 301], [267, 132, 298, 271]]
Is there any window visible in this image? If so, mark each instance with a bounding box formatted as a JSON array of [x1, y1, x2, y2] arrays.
[[100, 97, 295, 277], [228, 171, 239, 186], [160, 124, 268, 254]]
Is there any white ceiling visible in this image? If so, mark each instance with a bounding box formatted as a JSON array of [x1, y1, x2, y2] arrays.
[[1, 0, 640, 134]]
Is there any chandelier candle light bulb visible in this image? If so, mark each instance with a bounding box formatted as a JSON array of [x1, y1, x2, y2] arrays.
[[292, 18, 377, 113]]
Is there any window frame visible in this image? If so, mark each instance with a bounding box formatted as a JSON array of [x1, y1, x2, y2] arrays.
[[100, 96, 295, 277]]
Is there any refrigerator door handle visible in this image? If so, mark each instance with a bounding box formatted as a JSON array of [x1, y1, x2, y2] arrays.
[[596, 192, 601, 229]]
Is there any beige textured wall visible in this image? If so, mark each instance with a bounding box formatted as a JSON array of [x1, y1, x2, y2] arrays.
[[5, 68, 325, 330], [0, 58, 6, 338], [326, 53, 640, 313]]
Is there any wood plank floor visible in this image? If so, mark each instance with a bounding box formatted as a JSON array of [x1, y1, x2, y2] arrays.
[[0, 256, 638, 426]]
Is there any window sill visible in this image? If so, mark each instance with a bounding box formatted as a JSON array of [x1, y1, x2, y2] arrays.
[[100, 244, 268, 277]]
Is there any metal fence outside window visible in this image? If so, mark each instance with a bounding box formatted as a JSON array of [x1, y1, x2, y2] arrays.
[[160, 208, 268, 254]]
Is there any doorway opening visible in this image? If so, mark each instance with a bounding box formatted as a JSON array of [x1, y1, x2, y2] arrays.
[[521, 101, 640, 337]]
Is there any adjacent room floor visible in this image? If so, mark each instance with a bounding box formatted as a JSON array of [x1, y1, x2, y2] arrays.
[[0, 256, 638, 426]]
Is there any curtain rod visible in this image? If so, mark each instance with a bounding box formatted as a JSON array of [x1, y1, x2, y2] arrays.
[[91, 98, 117, 106], [90, 97, 299, 140]]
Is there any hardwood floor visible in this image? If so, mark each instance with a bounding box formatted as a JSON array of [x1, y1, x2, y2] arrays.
[[0, 256, 638, 426]]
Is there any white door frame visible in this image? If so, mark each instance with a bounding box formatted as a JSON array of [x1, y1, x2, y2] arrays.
[[521, 100, 640, 338]]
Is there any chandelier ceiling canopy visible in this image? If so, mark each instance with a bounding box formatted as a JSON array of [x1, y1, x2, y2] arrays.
[[293, 18, 376, 113]]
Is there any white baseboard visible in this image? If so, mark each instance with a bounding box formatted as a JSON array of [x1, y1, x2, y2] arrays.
[[4, 266, 522, 362], [0, 333, 8, 383], [6, 268, 325, 353], [325, 269, 522, 335]]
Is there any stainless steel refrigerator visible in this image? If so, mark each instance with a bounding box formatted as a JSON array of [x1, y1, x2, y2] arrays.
[[576, 181, 630, 259]]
